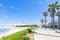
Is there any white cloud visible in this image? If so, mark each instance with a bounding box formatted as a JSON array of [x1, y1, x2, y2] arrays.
[[0, 4, 4, 7]]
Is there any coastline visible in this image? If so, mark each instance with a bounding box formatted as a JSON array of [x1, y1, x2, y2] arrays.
[[0, 27, 30, 38]]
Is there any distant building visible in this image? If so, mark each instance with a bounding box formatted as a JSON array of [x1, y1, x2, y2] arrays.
[[15, 24, 38, 27]]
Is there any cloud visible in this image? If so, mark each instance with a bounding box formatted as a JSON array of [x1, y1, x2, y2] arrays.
[[10, 6, 19, 11], [0, 4, 4, 7]]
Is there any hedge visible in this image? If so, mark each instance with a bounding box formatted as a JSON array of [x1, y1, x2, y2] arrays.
[[1, 28, 32, 40]]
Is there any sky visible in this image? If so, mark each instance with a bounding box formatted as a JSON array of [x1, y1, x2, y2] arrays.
[[0, 0, 60, 25]]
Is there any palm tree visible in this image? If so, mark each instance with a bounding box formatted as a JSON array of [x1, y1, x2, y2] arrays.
[[41, 19, 44, 27], [56, 11, 60, 29], [56, 4, 60, 29], [48, 1, 58, 29], [56, 5, 60, 10], [43, 12, 48, 27]]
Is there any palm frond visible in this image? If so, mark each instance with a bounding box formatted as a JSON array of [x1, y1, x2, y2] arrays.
[[48, 8, 50, 12], [41, 19, 44, 23], [56, 11, 60, 16], [49, 4, 52, 7], [43, 12, 48, 16], [55, 1, 58, 5]]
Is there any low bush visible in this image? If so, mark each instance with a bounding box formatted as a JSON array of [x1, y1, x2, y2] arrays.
[[21, 36, 30, 40], [1, 28, 32, 40], [27, 28, 32, 33]]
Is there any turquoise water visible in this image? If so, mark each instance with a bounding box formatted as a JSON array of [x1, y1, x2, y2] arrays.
[[0, 28, 10, 33]]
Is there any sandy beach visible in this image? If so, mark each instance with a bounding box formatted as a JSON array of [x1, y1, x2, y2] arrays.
[[0, 27, 29, 38]]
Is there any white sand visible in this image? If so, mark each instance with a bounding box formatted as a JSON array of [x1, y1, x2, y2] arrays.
[[34, 28, 60, 40], [0, 27, 29, 38]]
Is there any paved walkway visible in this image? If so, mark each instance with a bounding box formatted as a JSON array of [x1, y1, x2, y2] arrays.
[[34, 28, 60, 40]]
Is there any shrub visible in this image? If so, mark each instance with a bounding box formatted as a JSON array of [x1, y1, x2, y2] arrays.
[[1, 28, 30, 40], [21, 36, 30, 40], [27, 28, 32, 33]]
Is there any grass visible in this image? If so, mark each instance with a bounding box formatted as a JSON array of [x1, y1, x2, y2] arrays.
[[0, 27, 32, 40]]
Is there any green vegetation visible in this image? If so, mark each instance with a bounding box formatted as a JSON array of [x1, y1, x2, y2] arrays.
[[41, 19, 44, 27], [41, 1, 60, 29], [43, 12, 48, 27], [16, 25, 37, 27], [21, 36, 30, 40], [27, 28, 32, 33], [0, 28, 32, 40]]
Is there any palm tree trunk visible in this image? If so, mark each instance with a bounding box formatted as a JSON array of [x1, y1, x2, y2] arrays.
[[45, 16, 46, 27], [52, 16, 55, 29], [51, 16, 55, 29], [58, 16, 60, 29], [51, 17, 53, 27], [42, 22, 43, 27]]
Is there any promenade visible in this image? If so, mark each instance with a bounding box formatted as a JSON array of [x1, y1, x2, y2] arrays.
[[34, 27, 60, 40]]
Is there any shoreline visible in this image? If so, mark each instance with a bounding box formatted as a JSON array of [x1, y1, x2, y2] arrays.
[[0, 27, 29, 38]]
